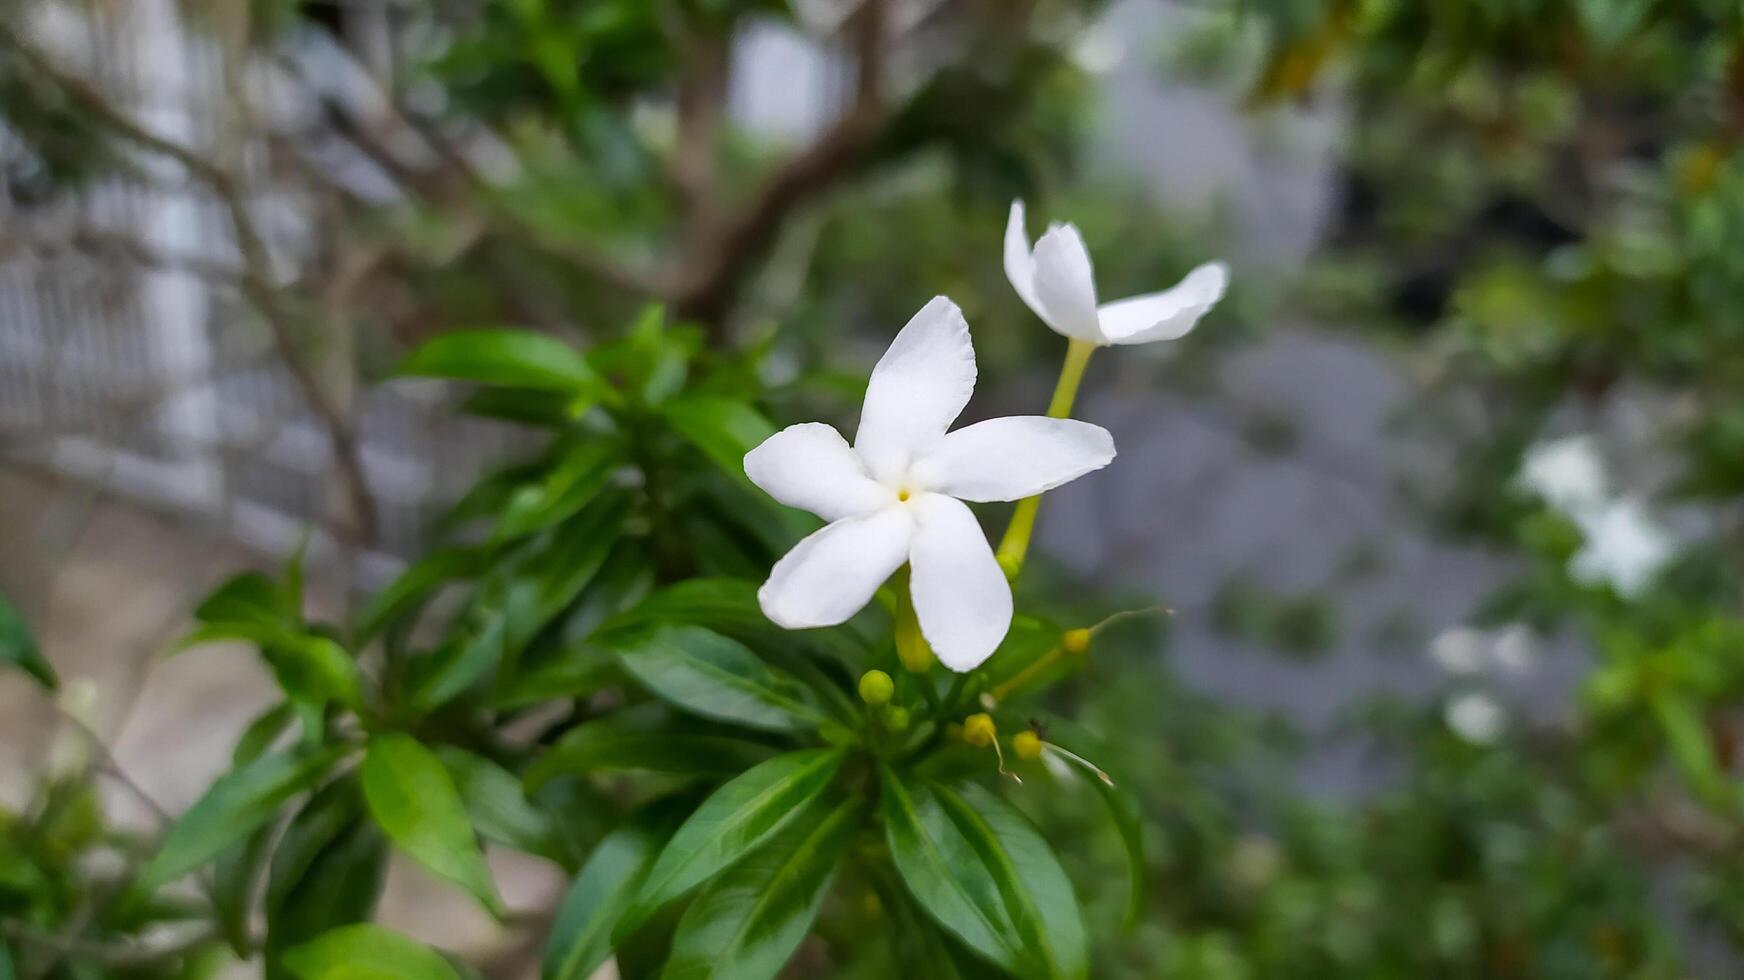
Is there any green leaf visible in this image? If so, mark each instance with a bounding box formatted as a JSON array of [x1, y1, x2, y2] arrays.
[[524, 703, 776, 791], [283, 924, 463, 980], [264, 780, 388, 980], [619, 748, 846, 938], [360, 733, 505, 917], [493, 439, 624, 543], [609, 625, 833, 734], [877, 766, 1022, 976], [401, 615, 505, 717], [398, 329, 605, 394], [355, 546, 491, 643], [601, 578, 871, 673], [212, 825, 276, 956], [1023, 715, 1145, 927], [932, 781, 1088, 980], [658, 396, 775, 484], [543, 803, 687, 980], [195, 571, 296, 628], [234, 703, 298, 765], [0, 593, 54, 690], [176, 624, 362, 712], [436, 747, 573, 869], [138, 744, 347, 892], [460, 388, 586, 427], [660, 796, 864, 980]]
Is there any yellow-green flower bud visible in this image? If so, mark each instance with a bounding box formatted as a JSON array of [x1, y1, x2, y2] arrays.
[[962, 713, 996, 748], [886, 706, 911, 731], [1012, 730, 1042, 761], [1062, 628, 1092, 655], [858, 669, 895, 705]]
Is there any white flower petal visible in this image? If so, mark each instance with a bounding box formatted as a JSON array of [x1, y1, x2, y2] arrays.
[[1003, 200, 1047, 321], [907, 493, 1011, 671], [910, 417, 1115, 502], [1030, 223, 1103, 342], [854, 297, 977, 482], [744, 422, 894, 521], [758, 507, 913, 629], [1097, 260, 1228, 345]]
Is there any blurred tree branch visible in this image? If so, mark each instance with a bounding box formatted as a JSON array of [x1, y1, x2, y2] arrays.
[[0, 19, 378, 549]]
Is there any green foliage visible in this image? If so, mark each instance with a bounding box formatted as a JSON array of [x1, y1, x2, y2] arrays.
[[0, 591, 53, 690]]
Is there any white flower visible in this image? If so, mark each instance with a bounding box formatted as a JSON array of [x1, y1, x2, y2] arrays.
[[1003, 200, 1228, 346], [1569, 497, 1676, 598], [1518, 434, 1607, 513], [1444, 691, 1506, 744], [744, 297, 1116, 671], [1428, 627, 1488, 675]]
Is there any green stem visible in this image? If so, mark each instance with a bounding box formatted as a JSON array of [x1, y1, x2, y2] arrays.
[[994, 338, 1097, 578]]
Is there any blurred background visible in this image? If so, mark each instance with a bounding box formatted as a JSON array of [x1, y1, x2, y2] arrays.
[[4, 0, 1744, 976]]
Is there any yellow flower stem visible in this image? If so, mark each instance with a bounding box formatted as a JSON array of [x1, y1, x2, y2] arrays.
[[891, 565, 934, 673], [989, 645, 1064, 704], [995, 338, 1098, 578]]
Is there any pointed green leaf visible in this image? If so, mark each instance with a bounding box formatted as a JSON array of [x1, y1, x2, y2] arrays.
[[195, 571, 295, 628], [660, 796, 864, 980], [620, 749, 846, 938], [543, 803, 686, 980], [492, 439, 622, 542], [0, 593, 54, 690], [212, 824, 275, 956], [524, 704, 776, 791], [263, 780, 388, 980], [283, 924, 462, 980], [398, 329, 604, 394], [138, 744, 347, 891], [878, 766, 1023, 976], [355, 546, 491, 643], [932, 782, 1088, 980], [361, 733, 504, 917], [436, 747, 572, 869], [610, 625, 832, 733]]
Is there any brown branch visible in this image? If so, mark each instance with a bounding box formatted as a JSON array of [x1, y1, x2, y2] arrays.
[[0, 21, 379, 548], [669, 0, 890, 327]]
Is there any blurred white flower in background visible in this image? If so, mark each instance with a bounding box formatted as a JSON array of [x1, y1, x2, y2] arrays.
[[1518, 432, 1679, 598], [745, 297, 1116, 671], [1444, 691, 1506, 745], [1429, 624, 1537, 677], [1004, 201, 1227, 347]]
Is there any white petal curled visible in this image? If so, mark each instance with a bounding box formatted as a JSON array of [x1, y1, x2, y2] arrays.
[[758, 506, 914, 629], [854, 297, 977, 482], [1030, 223, 1103, 342], [910, 417, 1115, 502], [1097, 260, 1227, 345], [1004, 200, 1046, 320], [907, 493, 1011, 671], [744, 423, 894, 521]]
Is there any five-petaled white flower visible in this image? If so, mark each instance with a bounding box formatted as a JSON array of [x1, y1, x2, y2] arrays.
[[744, 297, 1116, 672], [1004, 199, 1228, 346]]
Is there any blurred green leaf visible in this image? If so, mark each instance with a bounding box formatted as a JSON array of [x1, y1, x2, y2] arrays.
[[0, 593, 54, 691], [355, 546, 492, 643], [523, 703, 776, 790], [436, 747, 573, 869], [398, 328, 607, 395], [138, 743, 347, 892], [284, 924, 462, 980]]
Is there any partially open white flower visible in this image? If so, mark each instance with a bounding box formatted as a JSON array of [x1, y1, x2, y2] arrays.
[[1004, 200, 1228, 346], [745, 297, 1116, 671]]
